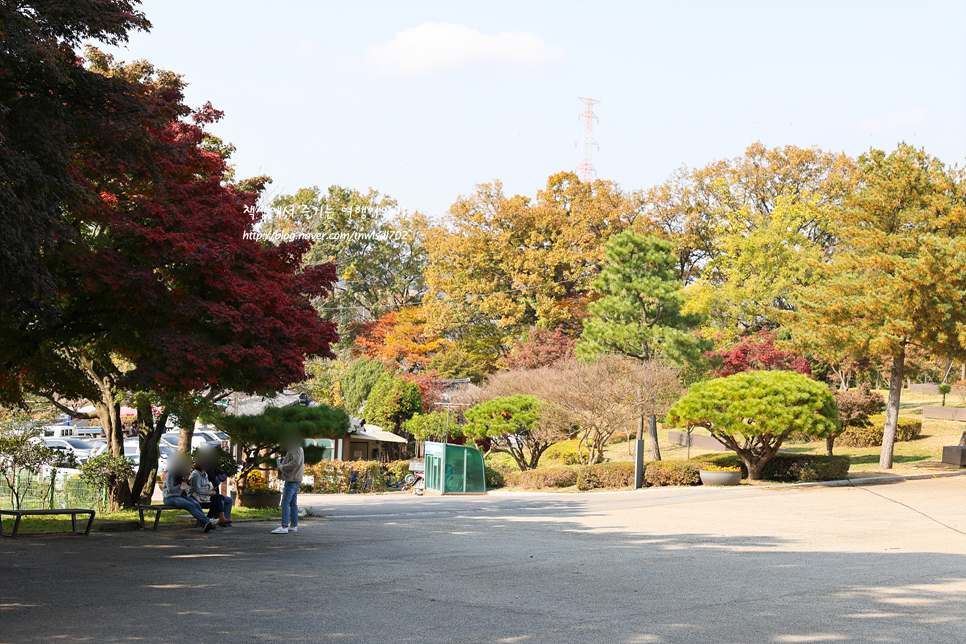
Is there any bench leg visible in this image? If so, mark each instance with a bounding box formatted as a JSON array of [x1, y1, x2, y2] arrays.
[[12, 515, 21, 538], [71, 514, 77, 533], [153, 509, 162, 530], [138, 507, 147, 529], [83, 512, 95, 536]]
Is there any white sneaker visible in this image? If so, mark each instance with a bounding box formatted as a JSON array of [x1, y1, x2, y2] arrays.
[[288, 526, 297, 532], [271, 526, 289, 534]]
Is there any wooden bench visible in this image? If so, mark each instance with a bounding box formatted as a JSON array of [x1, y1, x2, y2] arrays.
[[0, 508, 96, 538], [137, 502, 213, 530]]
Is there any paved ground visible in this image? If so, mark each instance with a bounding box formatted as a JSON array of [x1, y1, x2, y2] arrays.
[[4, 478, 966, 644]]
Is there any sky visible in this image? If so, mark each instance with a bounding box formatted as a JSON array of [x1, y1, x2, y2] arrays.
[[99, 0, 966, 221]]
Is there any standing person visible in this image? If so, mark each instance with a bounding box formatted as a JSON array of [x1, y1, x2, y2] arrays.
[[162, 453, 218, 533], [271, 440, 304, 534]]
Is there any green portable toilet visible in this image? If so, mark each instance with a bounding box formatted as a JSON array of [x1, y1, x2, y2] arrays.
[[423, 442, 487, 495]]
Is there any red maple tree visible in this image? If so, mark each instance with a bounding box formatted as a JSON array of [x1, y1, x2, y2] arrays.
[[505, 327, 576, 370], [709, 330, 811, 378], [11, 51, 338, 506]]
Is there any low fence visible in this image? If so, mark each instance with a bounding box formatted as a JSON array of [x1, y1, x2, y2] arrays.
[[922, 406, 966, 422], [667, 431, 729, 452], [0, 471, 108, 512], [910, 383, 966, 395]]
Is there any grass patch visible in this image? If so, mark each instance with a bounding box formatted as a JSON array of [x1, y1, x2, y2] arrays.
[[1, 506, 281, 534]]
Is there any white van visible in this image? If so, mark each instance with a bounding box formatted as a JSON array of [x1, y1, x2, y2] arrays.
[[41, 425, 77, 438]]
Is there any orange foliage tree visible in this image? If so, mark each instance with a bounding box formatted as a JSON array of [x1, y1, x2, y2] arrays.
[[353, 307, 449, 371]]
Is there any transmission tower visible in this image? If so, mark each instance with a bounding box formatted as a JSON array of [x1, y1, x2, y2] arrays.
[[576, 97, 600, 182]]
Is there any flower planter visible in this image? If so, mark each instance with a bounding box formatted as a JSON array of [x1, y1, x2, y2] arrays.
[[699, 469, 741, 486], [237, 492, 281, 508]]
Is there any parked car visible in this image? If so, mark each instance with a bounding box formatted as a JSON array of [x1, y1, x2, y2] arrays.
[[76, 426, 105, 439], [160, 431, 220, 450], [42, 438, 95, 464], [196, 429, 230, 448], [128, 453, 169, 475], [84, 438, 108, 454]]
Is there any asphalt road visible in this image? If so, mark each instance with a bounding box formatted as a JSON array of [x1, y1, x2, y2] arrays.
[[3, 478, 966, 644]]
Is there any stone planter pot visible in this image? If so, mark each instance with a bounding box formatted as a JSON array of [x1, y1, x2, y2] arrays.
[[699, 469, 741, 486], [237, 492, 281, 508]]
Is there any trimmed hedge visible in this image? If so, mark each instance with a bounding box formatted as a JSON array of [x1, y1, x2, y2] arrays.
[[504, 467, 577, 489], [498, 452, 850, 491], [575, 462, 636, 491], [385, 459, 411, 483], [761, 454, 851, 482], [839, 415, 922, 448], [644, 461, 701, 487], [688, 453, 849, 482]]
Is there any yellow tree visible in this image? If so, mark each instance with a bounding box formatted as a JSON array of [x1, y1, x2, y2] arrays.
[[634, 142, 855, 334], [423, 172, 634, 365], [790, 144, 966, 469]]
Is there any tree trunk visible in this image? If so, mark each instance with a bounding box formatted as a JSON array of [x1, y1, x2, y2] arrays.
[[826, 436, 835, 457], [648, 415, 661, 461], [130, 405, 170, 504], [879, 345, 906, 470], [744, 456, 765, 481], [177, 412, 199, 454], [83, 369, 131, 507]]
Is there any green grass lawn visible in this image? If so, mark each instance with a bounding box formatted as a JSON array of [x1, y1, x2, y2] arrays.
[[1, 505, 282, 535]]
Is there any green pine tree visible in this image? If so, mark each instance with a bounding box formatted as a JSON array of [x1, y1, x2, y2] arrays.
[[577, 232, 709, 459]]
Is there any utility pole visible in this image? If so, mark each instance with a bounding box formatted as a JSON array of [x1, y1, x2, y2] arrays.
[[576, 97, 600, 183]]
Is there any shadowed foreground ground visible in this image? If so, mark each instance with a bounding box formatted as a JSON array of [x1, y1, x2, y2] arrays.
[[3, 479, 966, 644]]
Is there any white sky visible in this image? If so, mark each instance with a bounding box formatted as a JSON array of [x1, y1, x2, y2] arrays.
[[100, 0, 966, 220]]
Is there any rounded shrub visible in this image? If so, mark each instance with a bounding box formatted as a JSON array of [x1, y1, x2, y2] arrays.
[[543, 440, 595, 465], [839, 415, 922, 447], [484, 466, 505, 489], [644, 462, 701, 487]]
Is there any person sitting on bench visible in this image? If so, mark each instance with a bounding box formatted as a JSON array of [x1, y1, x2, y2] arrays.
[[189, 455, 231, 526], [163, 453, 219, 533]]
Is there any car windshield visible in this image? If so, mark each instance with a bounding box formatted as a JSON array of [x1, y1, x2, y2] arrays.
[[63, 439, 93, 449], [159, 446, 175, 458]]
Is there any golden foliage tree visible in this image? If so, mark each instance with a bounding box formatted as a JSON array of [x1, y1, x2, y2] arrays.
[[423, 172, 636, 366], [633, 142, 855, 334], [789, 144, 966, 469]]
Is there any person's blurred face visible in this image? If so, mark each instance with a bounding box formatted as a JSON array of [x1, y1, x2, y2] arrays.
[[169, 451, 191, 474], [196, 446, 216, 468]]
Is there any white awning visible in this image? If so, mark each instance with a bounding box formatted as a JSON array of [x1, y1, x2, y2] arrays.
[[350, 424, 408, 444]]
